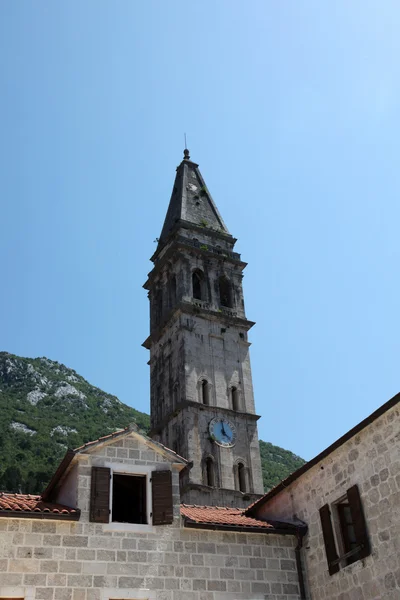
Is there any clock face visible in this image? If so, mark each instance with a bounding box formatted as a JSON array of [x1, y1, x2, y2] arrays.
[[209, 417, 237, 448]]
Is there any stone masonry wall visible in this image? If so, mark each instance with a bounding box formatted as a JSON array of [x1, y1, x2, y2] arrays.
[[0, 434, 301, 600], [256, 402, 400, 600]]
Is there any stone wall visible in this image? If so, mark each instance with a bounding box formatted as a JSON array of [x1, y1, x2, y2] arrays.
[[256, 401, 400, 600], [0, 434, 301, 600]]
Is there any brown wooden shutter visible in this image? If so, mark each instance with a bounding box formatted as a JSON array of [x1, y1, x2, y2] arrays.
[[90, 466, 110, 523], [152, 470, 173, 525], [319, 503, 340, 575], [347, 484, 371, 559]]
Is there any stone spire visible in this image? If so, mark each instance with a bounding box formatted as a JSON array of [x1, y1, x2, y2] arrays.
[[158, 150, 230, 246]]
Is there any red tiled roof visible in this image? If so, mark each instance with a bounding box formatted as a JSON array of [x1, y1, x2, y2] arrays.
[[0, 493, 80, 520], [180, 504, 274, 530]]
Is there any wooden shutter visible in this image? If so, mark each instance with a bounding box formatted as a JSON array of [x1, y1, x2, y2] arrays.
[[90, 466, 110, 523], [152, 470, 173, 525], [347, 484, 371, 559], [319, 503, 340, 575]]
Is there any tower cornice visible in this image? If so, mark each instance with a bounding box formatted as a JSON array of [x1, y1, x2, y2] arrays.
[[151, 221, 237, 264], [149, 400, 261, 438], [142, 302, 255, 349]]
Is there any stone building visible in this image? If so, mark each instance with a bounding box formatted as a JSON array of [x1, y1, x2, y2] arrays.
[[0, 425, 304, 600], [246, 393, 400, 600], [143, 149, 264, 507]]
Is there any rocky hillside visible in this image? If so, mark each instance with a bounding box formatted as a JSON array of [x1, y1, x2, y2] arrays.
[[0, 352, 305, 494]]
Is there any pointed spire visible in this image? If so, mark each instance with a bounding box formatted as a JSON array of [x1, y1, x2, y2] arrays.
[[158, 151, 230, 244]]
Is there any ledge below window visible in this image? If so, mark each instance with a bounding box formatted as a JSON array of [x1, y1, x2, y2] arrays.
[[103, 522, 156, 534]]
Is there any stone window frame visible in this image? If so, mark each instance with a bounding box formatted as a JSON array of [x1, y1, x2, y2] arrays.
[[103, 462, 155, 533], [229, 383, 241, 411], [192, 268, 207, 301], [319, 484, 371, 576], [197, 375, 213, 406], [203, 453, 217, 487], [233, 458, 249, 493]]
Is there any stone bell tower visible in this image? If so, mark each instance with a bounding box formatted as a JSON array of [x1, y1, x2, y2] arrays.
[[143, 149, 264, 507]]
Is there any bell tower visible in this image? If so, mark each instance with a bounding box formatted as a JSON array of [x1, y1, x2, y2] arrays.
[[143, 149, 264, 507]]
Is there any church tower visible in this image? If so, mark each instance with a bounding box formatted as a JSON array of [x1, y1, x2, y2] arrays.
[[143, 149, 264, 507]]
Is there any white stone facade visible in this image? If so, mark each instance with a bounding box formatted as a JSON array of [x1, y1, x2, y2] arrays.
[[0, 432, 301, 600], [255, 400, 400, 600]]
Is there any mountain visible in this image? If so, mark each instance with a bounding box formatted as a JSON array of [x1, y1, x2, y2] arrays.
[[0, 352, 305, 494], [259, 440, 305, 491]]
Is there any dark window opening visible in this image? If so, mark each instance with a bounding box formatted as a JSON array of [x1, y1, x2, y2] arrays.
[[219, 276, 232, 307], [192, 270, 204, 300], [231, 387, 239, 411], [169, 276, 177, 307], [201, 379, 210, 405], [319, 484, 370, 576], [112, 474, 147, 524], [206, 457, 215, 487], [154, 289, 163, 325], [238, 463, 246, 492], [337, 502, 358, 565]]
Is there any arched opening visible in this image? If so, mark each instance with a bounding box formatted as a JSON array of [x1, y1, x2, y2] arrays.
[[231, 387, 239, 411], [238, 462, 246, 492], [201, 379, 210, 405], [192, 270, 204, 300], [219, 276, 232, 308], [169, 275, 177, 307], [206, 457, 215, 487]]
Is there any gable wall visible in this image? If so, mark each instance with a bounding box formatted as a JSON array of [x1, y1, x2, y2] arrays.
[[255, 402, 400, 600], [0, 434, 301, 600]]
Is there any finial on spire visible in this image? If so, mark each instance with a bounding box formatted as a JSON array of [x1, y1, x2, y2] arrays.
[[183, 133, 190, 160]]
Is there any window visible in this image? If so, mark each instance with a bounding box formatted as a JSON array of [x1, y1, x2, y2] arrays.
[[337, 501, 358, 565], [319, 484, 371, 575], [219, 276, 232, 308], [231, 386, 239, 411], [154, 289, 163, 325], [192, 269, 204, 300], [90, 466, 173, 529], [205, 457, 215, 487], [169, 275, 177, 308], [112, 474, 147, 524], [238, 462, 246, 492], [201, 379, 210, 405]]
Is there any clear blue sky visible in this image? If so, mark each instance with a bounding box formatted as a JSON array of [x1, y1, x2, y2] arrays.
[[1, 1, 400, 461]]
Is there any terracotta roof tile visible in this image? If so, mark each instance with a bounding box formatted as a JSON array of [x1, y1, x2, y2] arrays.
[[0, 493, 80, 519], [180, 504, 274, 530]]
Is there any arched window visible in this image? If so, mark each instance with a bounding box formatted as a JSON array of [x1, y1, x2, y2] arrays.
[[238, 462, 246, 492], [231, 387, 239, 411], [169, 275, 177, 307], [205, 457, 215, 487], [201, 379, 210, 405], [192, 269, 204, 300], [219, 276, 232, 308]]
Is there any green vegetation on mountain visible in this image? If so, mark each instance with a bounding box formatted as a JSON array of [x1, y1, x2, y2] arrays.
[[0, 352, 305, 495], [0, 352, 150, 493], [259, 440, 305, 491]]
